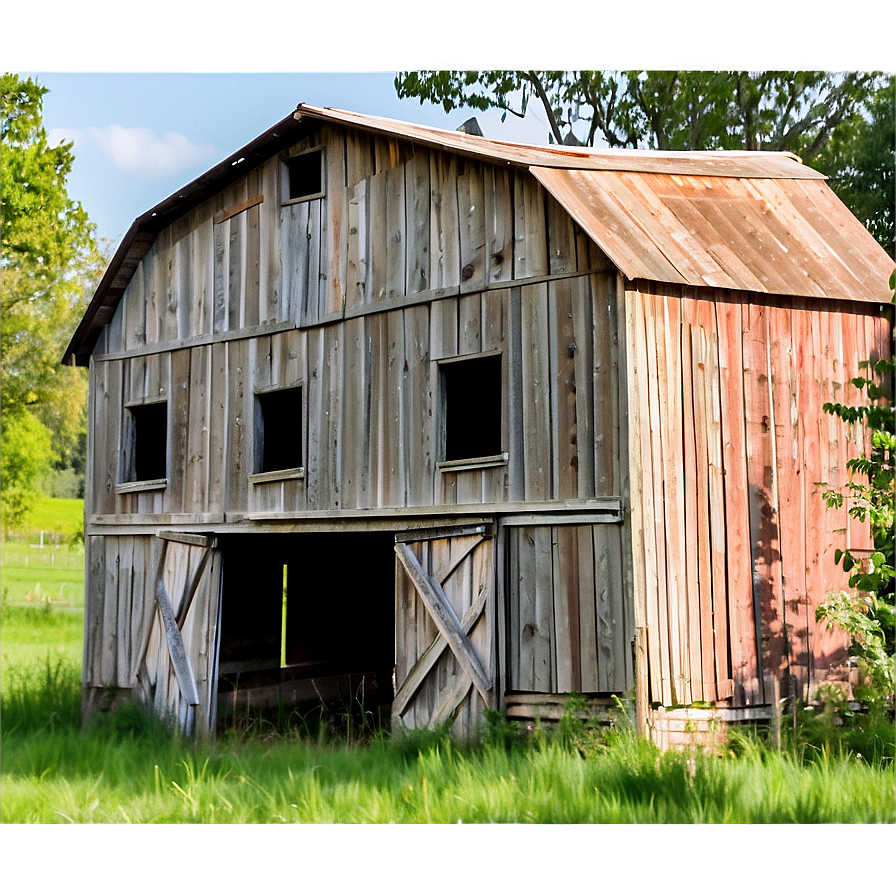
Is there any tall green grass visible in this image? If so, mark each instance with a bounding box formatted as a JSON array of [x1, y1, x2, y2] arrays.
[[2, 661, 894, 823]]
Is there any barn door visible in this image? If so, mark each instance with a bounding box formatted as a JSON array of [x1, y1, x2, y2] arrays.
[[135, 531, 222, 738], [393, 525, 496, 736]]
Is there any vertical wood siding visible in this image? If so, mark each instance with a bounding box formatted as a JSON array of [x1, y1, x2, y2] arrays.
[[625, 281, 882, 706], [505, 523, 631, 694], [91, 269, 621, 519], [101, 126, 612, 355]]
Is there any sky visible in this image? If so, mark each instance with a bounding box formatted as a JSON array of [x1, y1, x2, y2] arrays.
[[26, 72, 557, 247], [9, 0, 893, 258]]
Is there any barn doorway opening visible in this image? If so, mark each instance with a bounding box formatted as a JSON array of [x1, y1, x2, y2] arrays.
[[215, 531, 395, 728]]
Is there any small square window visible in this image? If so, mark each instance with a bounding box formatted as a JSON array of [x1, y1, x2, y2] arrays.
[[442, 355, 502, 462], [284, 148, 324, 202], [128, 402, 168, 481], [256, 387, 303, 473]]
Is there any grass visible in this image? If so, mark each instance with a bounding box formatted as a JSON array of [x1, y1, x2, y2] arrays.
[[10, 495, 85, 543], [2, 658, 894, 823], [1, 528, 893, 824]]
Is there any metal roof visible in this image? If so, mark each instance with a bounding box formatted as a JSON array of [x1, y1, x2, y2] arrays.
[[64, 104, 894, 365], [295, 104, 822, 179]]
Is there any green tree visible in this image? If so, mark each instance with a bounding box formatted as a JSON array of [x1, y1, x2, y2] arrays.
[[395, 70, 891, 249], [1, 74, 101, 512], [814, 76, 895, 259], [0, 409, 55, 532], [817, 274, 895, 705]]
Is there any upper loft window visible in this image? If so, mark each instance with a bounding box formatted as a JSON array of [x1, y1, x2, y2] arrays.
[[441, 354, 503, 463], [283, 147, 325, 203], [256, 387, 303, 474], [125, 401, 168, 483]]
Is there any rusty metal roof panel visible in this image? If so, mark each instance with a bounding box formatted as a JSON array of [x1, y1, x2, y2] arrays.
[[531, 167, 894, 303], [296, 104, 822, 179]]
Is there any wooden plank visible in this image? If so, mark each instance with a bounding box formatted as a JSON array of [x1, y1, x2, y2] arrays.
[[520, 282, 552, 501], [547, 192, 576, 275], [513, 173, 548, 279], [701, 305, 731, 698], [553, 526, 580, 692], [384, 310, 406, 507], [152, 541, 200, 706], [306, 199, 323, 325], [213, 193, 264, 226], [655, 289, 688, 704], [533, 526, 555, 691], [714, 295, 759, 703], [690, 318, 717, 703], [404, 304, 433, 507], [485, 166, 513, 285], [243, 203, 261, 329], [326, 130, 347, 316], [429, 153, 460, 292], [405, 151, 430, 295], [458, 163, 486, 293], [741, 302, 782, 702], [395, 542, 492, 705], [385, 166, 406, 298], [592, 273, 616, 495], [185, 345, 211, 515], [97, 537, 119, 686], [575, 526, 599, 691], [457, 292, 482, 356], [551, 278, 580, 501], [643, 289, 673, 705]]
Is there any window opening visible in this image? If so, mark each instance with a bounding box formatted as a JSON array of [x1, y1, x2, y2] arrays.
[[256, 387, 303, 473], [442, 354, 502, 461], [128, 402, 167, 481], [285, 148, 324, 201]]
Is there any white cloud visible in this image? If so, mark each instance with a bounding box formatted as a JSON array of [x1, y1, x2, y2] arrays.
[[88, 125, 217, 178], [47, 128, 83, 148]]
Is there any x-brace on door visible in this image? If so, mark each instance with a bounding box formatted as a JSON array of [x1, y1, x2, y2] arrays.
[[393, 524, 496, 737]]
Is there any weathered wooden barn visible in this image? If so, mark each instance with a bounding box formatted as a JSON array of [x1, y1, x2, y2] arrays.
[[65, 104, 894, 739]]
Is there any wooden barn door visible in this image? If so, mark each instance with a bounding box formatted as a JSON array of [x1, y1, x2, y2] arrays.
[[135, 531, 223, 738], [393, 525, 496, 736]]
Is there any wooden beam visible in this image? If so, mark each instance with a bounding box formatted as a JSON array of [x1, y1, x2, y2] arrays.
[[152, 540, 201, 706], [157, 530, 217, 548], [213, 194, 264, 226], [395, 542, 493, 706], [392, 581, 488, 716]]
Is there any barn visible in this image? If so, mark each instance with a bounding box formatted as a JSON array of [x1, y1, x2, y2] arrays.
[[65, 103, 894, 740]]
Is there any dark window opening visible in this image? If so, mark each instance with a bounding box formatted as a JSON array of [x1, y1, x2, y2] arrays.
[[443, 355, 502, 461], [257, 387, 302, 473], [286, 149, 323, 201], [129, 402, 167, 481]]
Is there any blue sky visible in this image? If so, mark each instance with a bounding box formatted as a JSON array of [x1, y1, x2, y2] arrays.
[[28, 72, 556, 248], [11, 1, 889, 257]]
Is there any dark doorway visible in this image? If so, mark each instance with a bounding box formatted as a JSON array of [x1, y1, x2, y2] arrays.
[[216, 531, 395, 723]]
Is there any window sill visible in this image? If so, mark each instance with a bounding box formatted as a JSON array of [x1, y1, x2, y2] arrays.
[[281, 194, 325, 207], [437, 453, 508, 474], [249, 467, 305, 485], [115, 478, 168, 495]]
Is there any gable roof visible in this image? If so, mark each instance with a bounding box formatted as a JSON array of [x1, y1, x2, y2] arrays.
[[64, 103, 894, 365]]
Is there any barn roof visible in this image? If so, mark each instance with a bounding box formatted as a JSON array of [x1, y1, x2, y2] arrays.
[[64, 103, 894, 365]]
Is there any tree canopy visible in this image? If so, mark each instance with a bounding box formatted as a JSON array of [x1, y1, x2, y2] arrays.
[[1, 73, 102, 525], [395, 71, 894, 255]]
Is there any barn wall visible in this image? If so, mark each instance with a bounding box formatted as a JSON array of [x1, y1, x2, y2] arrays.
[[88, 270, 623, 521], [624, 280, 888, 707], [96, 123, 612, 357], [505, 522, 632, 695]]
